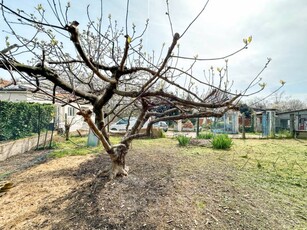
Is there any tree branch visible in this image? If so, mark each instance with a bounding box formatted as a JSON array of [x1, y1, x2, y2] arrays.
[[65, 22, 117, 84]]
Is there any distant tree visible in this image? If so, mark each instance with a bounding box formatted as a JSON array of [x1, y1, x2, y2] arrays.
[[248, 91, 306, 112], [239, 104, 253, 118], [282, 99, 306, 111], [247, 97, 267, 110], [0, 1, 283, 178]]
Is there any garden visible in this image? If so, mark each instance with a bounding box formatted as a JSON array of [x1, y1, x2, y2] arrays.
[[0, 134, 306, 229]]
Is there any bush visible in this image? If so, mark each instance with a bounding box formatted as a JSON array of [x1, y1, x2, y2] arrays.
[[276, 129, 292, 139], [176, 135, 191, 147], [212, 134, 233, 149], [197, 132, 214, 139], [0, 101, 54, 141]]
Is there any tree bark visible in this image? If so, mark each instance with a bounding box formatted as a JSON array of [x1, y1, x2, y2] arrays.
[[242, 114, 246, 139], [65, 124, 70, 141], [107, 144, 129, 179]]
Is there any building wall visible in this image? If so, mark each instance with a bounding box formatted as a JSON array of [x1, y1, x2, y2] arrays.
[[0, 91, 31, 102], [276, 111, 307, 131], [0, 133, 52, 161], [55, 104, 91, 132]]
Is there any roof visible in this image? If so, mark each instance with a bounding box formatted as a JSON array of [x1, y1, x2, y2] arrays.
[[0, 79, 33, 91], [0, 78, 13, 89], [0, 83, 27, 91], [277, 108, 307, 115]]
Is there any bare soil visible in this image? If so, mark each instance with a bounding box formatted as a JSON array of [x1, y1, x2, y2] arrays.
[[0, 139, 305, 229]]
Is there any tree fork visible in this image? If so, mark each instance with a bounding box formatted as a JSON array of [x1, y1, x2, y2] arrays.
[[77, 109, 129, 179]]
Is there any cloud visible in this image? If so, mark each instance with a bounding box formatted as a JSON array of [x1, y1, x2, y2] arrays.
[[1, 0, 306, 101]]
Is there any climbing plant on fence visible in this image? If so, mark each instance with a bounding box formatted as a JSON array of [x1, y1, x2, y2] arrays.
[[0, 101, 54, 141]]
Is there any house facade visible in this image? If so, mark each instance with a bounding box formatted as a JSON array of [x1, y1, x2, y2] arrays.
[[0, 79, 90, 132], [276, 109, 307, 131]]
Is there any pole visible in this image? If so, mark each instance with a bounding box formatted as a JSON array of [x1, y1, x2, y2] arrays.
[[196, 117, 200, 137]]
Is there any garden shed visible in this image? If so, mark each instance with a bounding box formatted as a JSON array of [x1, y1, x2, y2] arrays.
[[276, 109, 307, 138]]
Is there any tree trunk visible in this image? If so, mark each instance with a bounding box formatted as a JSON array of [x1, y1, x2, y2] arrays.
[[77, 109, 128, 179], [101, 144, 129, 179], [65, 124, 70, 141], [242, 114, 246, 139]]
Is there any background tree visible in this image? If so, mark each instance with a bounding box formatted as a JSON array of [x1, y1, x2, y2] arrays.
[[0, 1, 282, 179], [247, 91, 306, 112]]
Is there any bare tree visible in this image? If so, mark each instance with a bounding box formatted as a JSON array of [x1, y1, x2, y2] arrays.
[[248, 91, 306, 112], [0, 1, 282, 178]]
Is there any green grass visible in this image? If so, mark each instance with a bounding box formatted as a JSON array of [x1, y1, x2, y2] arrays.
[[177, 138, 306, 198], [176, 135, 191, 147], [176, 138, 307, 228], [276, 129, 292, 139], [51, 136, 307, 202], [212, 134, 233, 149], [219, 139, 307, 207], [48, 136, 307, 227], [197, 132, 214, 139], [49, 136, 121, 158]]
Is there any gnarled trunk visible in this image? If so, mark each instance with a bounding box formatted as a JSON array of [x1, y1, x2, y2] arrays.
[[108, 144, 129, 179], [78, 109, 131, 179]]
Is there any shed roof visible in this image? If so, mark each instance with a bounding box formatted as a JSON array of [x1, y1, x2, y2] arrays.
[[277, 108, 307, 115]]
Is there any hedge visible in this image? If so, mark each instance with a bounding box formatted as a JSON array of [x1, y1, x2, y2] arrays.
[[0, 101, 54, 141]]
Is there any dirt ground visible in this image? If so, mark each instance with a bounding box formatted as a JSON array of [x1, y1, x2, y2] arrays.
[[0, 139, 305, 229]]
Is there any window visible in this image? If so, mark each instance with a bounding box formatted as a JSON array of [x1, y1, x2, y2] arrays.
[[68, 107, 75, 116]]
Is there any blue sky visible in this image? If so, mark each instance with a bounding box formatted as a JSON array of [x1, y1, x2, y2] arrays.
[[1, 0, 307, 101]]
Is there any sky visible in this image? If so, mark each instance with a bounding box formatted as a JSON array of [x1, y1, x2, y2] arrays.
[[1, 0, 307, 102]]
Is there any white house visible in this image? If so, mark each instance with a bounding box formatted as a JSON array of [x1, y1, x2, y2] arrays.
[[0, 78, 90, 132]]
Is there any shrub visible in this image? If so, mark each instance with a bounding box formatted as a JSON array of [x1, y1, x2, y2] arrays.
[[277, 129, 292, 139], [176, 135, 191, 147], [0, 101, 54, 141], [197, 132, 214, 139], [212, 134, 233, 149]]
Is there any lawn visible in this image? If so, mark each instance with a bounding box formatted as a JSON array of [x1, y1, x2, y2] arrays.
[[0, 136, 306, 229]]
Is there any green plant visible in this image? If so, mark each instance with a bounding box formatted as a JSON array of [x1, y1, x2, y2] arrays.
[[176, 135, 191, 147], [197, 132, 214, 139], [195, 200, 206, 209], [277, 129, 292, 139], [49, 137, 100, 158], [212, 134, 233, 149], [0, 101, 54, 141]]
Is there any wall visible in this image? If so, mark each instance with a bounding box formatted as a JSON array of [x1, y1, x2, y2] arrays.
[[0, 133, 52, 162], [296, 131, 307, 139], [0, 91, 30, 102], [55, 104, 90, 132]]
